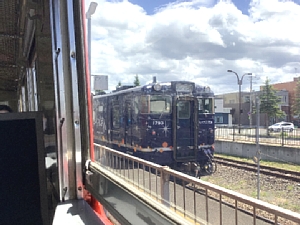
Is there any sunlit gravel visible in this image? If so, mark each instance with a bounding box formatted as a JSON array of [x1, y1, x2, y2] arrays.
[[202, 163, 300, 214]]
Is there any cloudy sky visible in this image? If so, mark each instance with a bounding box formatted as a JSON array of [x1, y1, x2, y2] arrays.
[[85, 0, 300, 95]]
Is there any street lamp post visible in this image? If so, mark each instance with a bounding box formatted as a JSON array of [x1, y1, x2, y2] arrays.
[[227, 70, 252, 134], [86, 2, 98, 90], [249, 75, 254, 128]]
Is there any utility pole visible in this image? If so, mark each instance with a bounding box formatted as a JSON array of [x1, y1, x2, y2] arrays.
[[249, 75, 253, 128], [255, 96, 261, 199]]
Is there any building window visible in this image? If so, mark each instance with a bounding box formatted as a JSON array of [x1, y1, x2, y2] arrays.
[[244, 96, 250, 102], [283, 96, 287, 103], [215, 116, 223, 123]]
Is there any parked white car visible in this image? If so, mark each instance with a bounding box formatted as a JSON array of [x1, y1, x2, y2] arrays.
[[268, 122, 294, 132]]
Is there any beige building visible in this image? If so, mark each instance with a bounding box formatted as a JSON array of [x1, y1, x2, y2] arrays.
[[216, 89, 289, 127], [215, 92, 254, 126]]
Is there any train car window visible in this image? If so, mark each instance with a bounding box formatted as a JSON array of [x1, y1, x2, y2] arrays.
[[140, 96, 149, 113], [112, 103, 120, 128], [134, 97, 139, 114], [198, 99, 204, 113], [198, 98, 214, 113], [177, 101, 190, 119], [149, 95, 171, 114], [125, 101, 131, 126]]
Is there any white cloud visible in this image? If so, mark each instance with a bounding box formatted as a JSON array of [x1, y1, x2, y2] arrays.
[[86, 0, 300, 94]]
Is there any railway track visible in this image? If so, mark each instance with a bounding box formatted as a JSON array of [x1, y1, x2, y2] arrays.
[[214, 156, 300, 183]]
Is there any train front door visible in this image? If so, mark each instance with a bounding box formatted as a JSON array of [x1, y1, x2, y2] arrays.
[[173, 97, 198, 162]]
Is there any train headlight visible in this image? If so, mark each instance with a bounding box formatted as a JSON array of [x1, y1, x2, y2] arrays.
[[153, 83, 161, 91], [204, 86, 210, 93]]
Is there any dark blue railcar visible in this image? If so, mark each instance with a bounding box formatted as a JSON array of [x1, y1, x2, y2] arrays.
[[93, 80, 216, 176]]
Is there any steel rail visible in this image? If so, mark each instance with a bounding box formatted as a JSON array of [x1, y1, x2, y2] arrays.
[[214, 156, 300, 183]]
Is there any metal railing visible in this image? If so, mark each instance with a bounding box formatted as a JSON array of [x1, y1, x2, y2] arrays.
[[215, 126, 300, 147], [87, 143, 300, 225]]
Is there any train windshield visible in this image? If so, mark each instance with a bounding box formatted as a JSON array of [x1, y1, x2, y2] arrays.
[[198, 98, 214, 113], [140, 95, 171, 114]]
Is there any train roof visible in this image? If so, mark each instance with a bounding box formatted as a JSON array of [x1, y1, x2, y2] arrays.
[[94, 81, 214, 98]]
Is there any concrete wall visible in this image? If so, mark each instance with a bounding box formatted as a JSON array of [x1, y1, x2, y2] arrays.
[[215, 140, 300, 165]]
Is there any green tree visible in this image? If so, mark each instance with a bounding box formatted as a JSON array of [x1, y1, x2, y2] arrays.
[[259, 78, 283, 129], [292, 78, 300, 119], [116, 81, 121, 89], [134, 74, 140, 86], [94, 90, 106, 95]]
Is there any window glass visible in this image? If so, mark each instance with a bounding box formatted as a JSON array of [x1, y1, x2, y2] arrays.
[[140, 96, 149, 113], [177, 101, 190, 119], [125, 101, 131, 126], [215, 116, 223, 123], [112, 103, 120, 128], [134, 96, 139, 114], [140, 95, 171, 114], [244, 96, 250, 102], [198, 98, 214, 113], [150, 95, 171, 114]]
